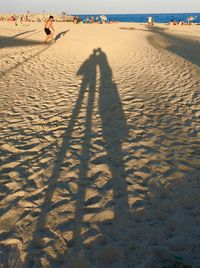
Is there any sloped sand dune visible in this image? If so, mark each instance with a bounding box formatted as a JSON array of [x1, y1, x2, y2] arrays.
[[0, 22, 200, 267]]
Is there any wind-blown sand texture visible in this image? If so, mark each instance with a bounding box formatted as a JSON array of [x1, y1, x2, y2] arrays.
[[0, 22, 200, 268]]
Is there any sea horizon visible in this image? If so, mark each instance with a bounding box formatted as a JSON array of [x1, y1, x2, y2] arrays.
[[1, 11, 199, 23], [74, 12, 200, 15], [74, 12, 200, 23]]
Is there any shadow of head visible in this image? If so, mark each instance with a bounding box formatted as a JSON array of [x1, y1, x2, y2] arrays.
[[93, 47, 102, 55], [93, 48, 108, 65], [76, 48, 103, 77]]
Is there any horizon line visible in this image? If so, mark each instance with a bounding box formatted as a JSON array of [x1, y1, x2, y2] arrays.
[[1, 11, 200, 15], [73, 11, 200, 15]]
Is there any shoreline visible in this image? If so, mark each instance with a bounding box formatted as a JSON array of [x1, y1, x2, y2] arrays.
[[1, 12, 200, 23]]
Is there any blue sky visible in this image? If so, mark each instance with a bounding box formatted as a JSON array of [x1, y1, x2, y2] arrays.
[[1, 0, 200, 14]]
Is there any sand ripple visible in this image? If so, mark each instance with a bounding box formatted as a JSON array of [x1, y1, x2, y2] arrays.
[[0, 22, 200, 267]]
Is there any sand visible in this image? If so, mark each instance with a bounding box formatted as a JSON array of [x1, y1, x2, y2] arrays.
[[0, 21, 200, 268]]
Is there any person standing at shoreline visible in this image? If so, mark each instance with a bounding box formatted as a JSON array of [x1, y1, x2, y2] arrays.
[[44, 15, 55, 43]]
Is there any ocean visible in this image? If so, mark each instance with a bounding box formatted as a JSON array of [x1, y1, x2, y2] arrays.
[[76, 13, 200, 23]]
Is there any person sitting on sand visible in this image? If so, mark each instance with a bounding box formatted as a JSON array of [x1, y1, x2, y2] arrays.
[[44, 15, 55, 43]]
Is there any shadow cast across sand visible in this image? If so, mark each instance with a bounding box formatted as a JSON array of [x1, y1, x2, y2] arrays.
[[0, 35, 43, 49], [23, 48, 130, 267], [9, 30, 37, 39], [54, 30, 70, 41], [119, 27, 135, 31], [119, 25, 200, 67], [0, 30, 70, 77], [0, 45, 51, 78], [0, 32, 69, 78], [1, 47, 200, 267], [145, 26, 200, 68]]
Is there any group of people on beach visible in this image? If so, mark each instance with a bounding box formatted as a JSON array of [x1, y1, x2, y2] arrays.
[[3, 13, 199, 44], [169, 20, 192, 25], [73, 15, 117, 24], [0, 14, 30, 24], [0, 13, 74, 23]]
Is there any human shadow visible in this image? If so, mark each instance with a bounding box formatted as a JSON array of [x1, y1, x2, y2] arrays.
[[65, 48, 130, 266], [22, 49, 98, 267], [22, 48, 130, 267], [54, 30, 69, 41], [64, 49, 130, 267], [97, 47, 129, 220], [146, 26, 200, 67]]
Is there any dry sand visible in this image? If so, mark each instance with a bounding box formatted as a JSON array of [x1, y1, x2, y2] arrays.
[[0, 21, 200, 268]]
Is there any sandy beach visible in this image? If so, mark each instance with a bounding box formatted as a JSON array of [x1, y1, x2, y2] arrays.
[[0, 21, 200, 267]]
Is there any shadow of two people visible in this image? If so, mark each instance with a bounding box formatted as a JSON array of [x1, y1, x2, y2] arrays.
[[71, 47, 130, 248], [23, 48, 130, 267]]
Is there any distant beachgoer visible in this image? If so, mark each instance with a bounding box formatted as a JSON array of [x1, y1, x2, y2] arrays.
[[44, 15, 55, 43], [14, 16, 18, 26], [170, 20, 177, 25], [73, 16, 77, 24], [148, 16, 153, 26]]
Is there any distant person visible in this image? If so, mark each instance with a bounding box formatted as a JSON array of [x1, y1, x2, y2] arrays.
[[73, 16, 78, 24], [91, 16, 94, 23], [14, 15, 18, 26], [170, 20, 177, 25], [44, 15, 55, 43], [95, 16, 99, 23], [148, 16, 154, 26]]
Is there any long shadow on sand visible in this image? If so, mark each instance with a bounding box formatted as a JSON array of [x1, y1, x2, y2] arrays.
[[0, 30, 70, 77], [119, 25, 200, 67], [1, 45, 200, 267], [23, 48, 130, 267], [9, 30, 37, 39], [146, 26, 200, 68], [0, 35, 43, 49]]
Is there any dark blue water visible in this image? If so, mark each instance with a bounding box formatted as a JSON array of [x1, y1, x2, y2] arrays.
[[75, 13, 200, 23]]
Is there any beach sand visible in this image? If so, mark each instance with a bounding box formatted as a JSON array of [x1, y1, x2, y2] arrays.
[[0, 21, 200, 267]]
